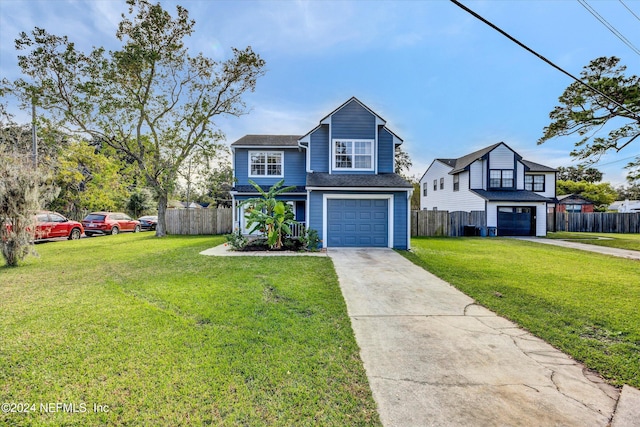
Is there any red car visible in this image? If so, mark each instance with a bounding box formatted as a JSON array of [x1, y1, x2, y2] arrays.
[[82, 212, 141, 236], [35, 211, 84, 240]]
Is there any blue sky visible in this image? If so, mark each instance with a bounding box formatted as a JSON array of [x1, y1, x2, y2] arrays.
[[1, 0, 639, 185]]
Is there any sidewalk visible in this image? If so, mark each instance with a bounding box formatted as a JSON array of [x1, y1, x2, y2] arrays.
[[327, 247, 634, 427], [511, 237, 640, 260]]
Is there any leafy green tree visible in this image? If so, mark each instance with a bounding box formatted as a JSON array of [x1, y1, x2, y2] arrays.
[[538, 57, 640, 180], [395, 145, 412, 178], [126, 188, 154, 218], [51, 141, 130, 218], [557, 165, 602, 183], [616, 182, 640, 201], [203, 160, 234, 207], [556, 180, 617, 211], [10, 0, 266, 237], [241, 180, 297, 250]]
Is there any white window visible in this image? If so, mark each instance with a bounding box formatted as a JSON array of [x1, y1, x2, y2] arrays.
[[249, 151, 283, 177], [333, 139, 373, 170]]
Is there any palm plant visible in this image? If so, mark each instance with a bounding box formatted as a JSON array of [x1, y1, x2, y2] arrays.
[[241, 179, 298, 249]]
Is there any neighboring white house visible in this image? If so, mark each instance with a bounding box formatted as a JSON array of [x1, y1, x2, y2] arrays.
[[419, 142, 556, 236], [609, 200, 640, 213]]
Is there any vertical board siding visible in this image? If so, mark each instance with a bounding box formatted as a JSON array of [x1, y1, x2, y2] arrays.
[[378, 128, 394, 173], [547, 212, 640, 233], [165, 207, 232, 235], [310, 125, 329, 172]]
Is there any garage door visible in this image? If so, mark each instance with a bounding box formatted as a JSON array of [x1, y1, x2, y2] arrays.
[[327, 199, 388, 247], [497, 207, 534, 236]]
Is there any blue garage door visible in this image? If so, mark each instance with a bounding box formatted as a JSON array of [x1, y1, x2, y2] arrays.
[[327, 199, 388, 247]]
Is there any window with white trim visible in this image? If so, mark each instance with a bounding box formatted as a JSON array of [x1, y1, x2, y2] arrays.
[[334, 139, 373, 170], [423, 182, 428, 197], [249, 151, 283, 177], [525, 175, 545, 192], [489, 169, 514, 189]]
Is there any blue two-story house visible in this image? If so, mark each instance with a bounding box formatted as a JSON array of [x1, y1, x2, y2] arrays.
[[230, 97, 413, 249]]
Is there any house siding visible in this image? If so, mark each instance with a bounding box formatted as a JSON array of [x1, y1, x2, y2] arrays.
[[309, 191, 324, 244], [331, 100, 376, 140], [310, 125, 329, 172], [516, 162, 525, 190], [378, 128, 394, 173], [234, 148, 306, 187], [470, 160, 485, 189], [488, 145, 515, 169], [393, 192, 408, 249], [330, 100, 377, 175], [420, 161, 484, 212]]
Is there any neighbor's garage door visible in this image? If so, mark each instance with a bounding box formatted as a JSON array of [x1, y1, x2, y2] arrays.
[[327, 199, 388, 247], [497, 207, 534, 236]]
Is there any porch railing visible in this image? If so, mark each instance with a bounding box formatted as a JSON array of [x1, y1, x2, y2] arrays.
[[287, 222, 306, 238]]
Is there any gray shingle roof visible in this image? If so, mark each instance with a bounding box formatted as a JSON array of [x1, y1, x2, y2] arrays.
[[230, 135, 302, 147], [522, 159, 557, 173], [435, 143, 554, 175], [307, 172, 413, 188], [441, 143, 503, 174], [471, 189, 553, 202]]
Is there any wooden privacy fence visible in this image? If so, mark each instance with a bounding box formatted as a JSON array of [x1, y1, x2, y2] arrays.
[[548, 212, 640, 233], [165, 207, 233, 235], [411, 210, 486, 237]]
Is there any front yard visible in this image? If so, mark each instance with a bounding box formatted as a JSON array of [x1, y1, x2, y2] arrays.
[[0, 234, 380, 426], [403, 237, 640, 389]]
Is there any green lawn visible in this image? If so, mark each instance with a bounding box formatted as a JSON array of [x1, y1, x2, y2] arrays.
[[547, 232, 640, 251], [0, 234, 380, 426], [402, 237, 640, 389]]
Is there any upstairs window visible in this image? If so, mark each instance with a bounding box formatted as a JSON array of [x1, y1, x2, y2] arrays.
[[249, 151, 283, 177], [423, 182, 428, 197], [440, 177, 444, 190], [453, 174, 460, 191], [334, 139, 373, 170], [433, 179, 437, 191], [525, 175, 545, 192], [489, 169, 514, 189]]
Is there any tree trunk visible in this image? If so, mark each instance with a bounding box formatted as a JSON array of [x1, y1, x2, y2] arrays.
[[156, 192, 168, 237]]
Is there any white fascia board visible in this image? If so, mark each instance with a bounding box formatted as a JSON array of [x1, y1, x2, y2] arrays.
[[306, 186, 411, 192]]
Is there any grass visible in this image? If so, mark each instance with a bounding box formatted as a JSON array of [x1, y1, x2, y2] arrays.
[[402, 237, 640, 389], [547, 232, 640, 251], [0, 234, 380, 426]]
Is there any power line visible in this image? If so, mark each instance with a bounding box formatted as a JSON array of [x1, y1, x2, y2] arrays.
[[449, 0, 640, 121], [578, 0, 640, 56], [619, 0, 640, 23], [592, 153, 640, 167]]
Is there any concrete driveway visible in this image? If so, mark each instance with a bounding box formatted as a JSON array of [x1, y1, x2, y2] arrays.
[[327, 248, 632, 427]]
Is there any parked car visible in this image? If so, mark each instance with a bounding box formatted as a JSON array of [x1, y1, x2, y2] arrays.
[[138, 215, 158, 231], [82, 212, 141, 236], [35, 211, 84, 240]]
